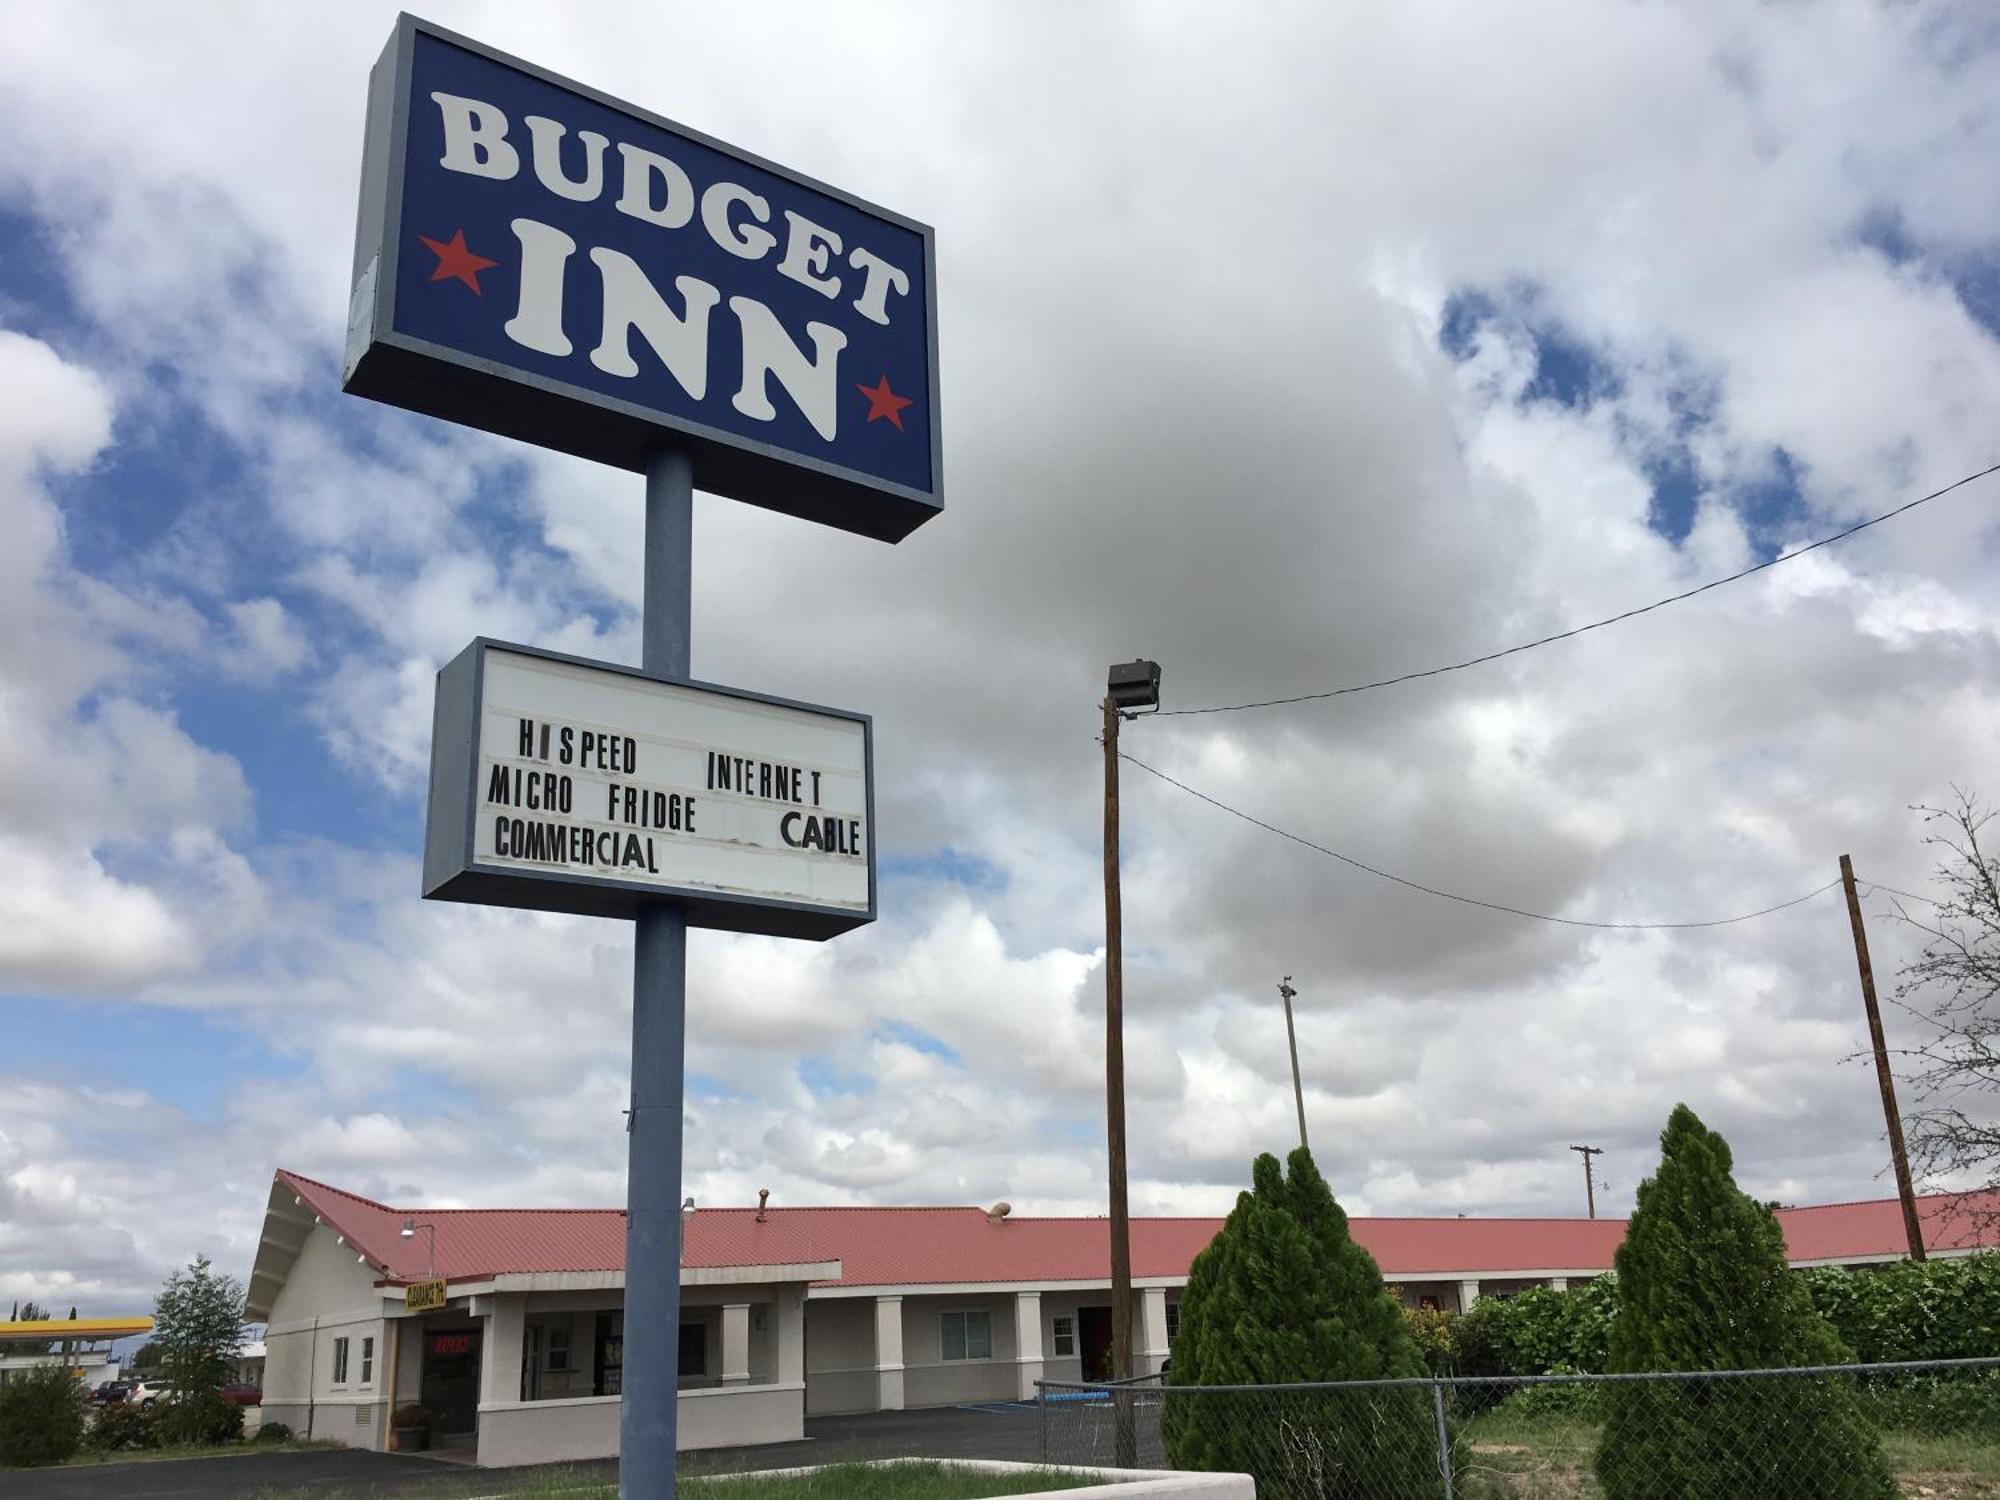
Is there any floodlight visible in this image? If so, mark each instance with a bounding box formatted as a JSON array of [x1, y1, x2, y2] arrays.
[[1106, 659, 1161, 712]]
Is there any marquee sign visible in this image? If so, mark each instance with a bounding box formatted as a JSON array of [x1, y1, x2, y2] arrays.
[[344, 15, 941, 542], [424, 641, 874, 938]]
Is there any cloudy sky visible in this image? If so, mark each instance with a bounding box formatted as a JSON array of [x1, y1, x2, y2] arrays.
[[4, 1, 1999, 1315]]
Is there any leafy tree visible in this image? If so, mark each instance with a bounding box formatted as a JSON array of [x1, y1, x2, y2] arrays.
[[151, 1254, 247, 1447], [1594, 1104, 1895, 1500], [0, 1364, 89, 1466], [129, 1340, 164, 1374], [1163, 1147, 1449, 1497], [1891, 790, 2000, 1221]]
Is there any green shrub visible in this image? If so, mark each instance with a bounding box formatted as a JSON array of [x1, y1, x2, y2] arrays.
[[1163, 1147, 1451, 1497], [252, 1419, 293, 1443], [1856, 1368, 2000, 1437], [1454, 1277, 1616, 1379], [1801, 1255, 2000, 1364], [1594, 1104, 1895, 1500], [157, 1389, 243, 1447], [82, 1398, 160, 1452], [0, 1365, 90, 1467], [1402, 1305, 1456, 1375]]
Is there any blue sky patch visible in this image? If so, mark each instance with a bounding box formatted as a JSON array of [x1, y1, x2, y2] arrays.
[[3, 997, 306, 1123], [1438, 285, 1622, 410], [873, 1020, 961, 1066], [880, 847, 1007, 895], [799, 1056, 874, 1096]]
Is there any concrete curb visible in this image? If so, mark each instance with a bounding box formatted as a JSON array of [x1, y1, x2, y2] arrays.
[[707, 1456, 1255, 1497]]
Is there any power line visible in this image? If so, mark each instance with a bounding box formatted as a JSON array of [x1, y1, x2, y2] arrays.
[[1160, 461, 2000, 718], [1865, 882, 1939, 907], [1120, 751, 1842, 930]]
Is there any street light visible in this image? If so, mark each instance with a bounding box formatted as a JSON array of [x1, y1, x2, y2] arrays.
[[1101, 658, 1158, 1469], [400, 1217, 437, 1280]]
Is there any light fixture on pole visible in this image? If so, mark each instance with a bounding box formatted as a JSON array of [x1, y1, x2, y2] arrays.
[[400, 1216, 438, 1280], [1102, 658, 1158, 1469]]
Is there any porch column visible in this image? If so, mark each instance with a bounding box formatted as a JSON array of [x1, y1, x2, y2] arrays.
[[721, 1303, 751, 1386], [1137, 1287, 1170, 1376], [1013, 1291, 1044, 1400], [1548, 1277, 1569, 1292], [776, 1289, 806, 1387], [1457, 1279, 1481, 1312], [873, 1295, 904, 1412], [480, 1295, 525, 1409]]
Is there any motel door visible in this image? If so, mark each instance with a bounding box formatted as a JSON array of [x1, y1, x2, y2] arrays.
[[1078, 1306, 1114, 1383], [420, 1328, 483, 1438]]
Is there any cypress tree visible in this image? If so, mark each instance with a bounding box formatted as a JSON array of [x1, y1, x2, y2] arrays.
[[1163, 1147, 1449, 1497], [1594, 1104, 1895, 1499]]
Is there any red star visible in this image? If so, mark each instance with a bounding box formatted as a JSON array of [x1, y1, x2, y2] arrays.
[[417, 229, 499, 294], [857, 374, 915, 431]]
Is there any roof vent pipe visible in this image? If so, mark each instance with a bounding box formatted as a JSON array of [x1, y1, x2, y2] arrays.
[[988, 1201, 1012, 1224], [756, 1188, 770, 1223]]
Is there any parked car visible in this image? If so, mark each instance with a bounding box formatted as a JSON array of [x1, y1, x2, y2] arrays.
[[130, 1378, 172, 1407], [91, 1380, 133, 1404], [219, 1383, 262, 1406]]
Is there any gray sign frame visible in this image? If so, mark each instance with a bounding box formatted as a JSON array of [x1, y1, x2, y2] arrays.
[[344, 12, 943, 544], [424, 638, 877, 939]]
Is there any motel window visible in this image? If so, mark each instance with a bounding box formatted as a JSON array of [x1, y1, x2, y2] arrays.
[[678, 1320, 707, 1378], [360, 1336, 374, 1385], [331, 1337, 349, 1385], [547, 1325, 571, 1373], [1051, 1315, 1075, 1358], [1165, 1302, 1180, 1344], [940, 1309, 992, 1362]]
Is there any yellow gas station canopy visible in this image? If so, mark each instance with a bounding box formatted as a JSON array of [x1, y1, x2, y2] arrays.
[[0, 1318, 153, 1339]]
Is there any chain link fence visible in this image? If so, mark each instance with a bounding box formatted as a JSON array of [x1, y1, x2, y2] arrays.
[[1039, 1356, 2000, 1497]]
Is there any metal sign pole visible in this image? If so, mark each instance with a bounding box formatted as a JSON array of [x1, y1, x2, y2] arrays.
[[621, 448, 694, 1499]]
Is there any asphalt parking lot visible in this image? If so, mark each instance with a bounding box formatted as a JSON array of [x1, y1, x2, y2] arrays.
[[4, 1402, 1047, 1497]]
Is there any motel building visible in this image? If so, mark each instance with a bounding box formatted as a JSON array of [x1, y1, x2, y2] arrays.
[[248, 1168, 1998, 1466]]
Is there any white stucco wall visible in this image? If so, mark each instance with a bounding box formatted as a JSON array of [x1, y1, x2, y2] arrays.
[[897, 1293, 1017, 1407], [474, 1383, 806, 1467], [261, 1224, 390, 1449], [803, 1295, 876, 1414]]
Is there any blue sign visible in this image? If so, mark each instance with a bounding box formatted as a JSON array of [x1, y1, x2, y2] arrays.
[[345, 16, 941, 542]]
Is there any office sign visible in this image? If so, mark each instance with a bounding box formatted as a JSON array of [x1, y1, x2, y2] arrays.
[[345, 15, 941, 542], [425, 641, 874, 938], [405, 1279, 449, 1313]]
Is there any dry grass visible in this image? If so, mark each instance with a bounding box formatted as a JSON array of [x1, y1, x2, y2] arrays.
[[1449, 1413, 2000, 1499]]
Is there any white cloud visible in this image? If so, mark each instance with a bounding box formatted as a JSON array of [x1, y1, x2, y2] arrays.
[[0, 331, 263, 996], [220, 597, 312, 680]]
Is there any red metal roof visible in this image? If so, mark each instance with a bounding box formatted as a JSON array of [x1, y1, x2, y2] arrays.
[[1772, 1192, 1995, 1262], [272, 1170, 1997, 1290]]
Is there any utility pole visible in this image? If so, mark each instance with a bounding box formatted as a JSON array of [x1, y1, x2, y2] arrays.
[[1101, 692, 1133, 1421], [1279, 976, 1309, 1154], [1101, 661, 1157, 1470], [1839, 854, 1927, 1262], [1570, 1144, 1602, 1219]]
